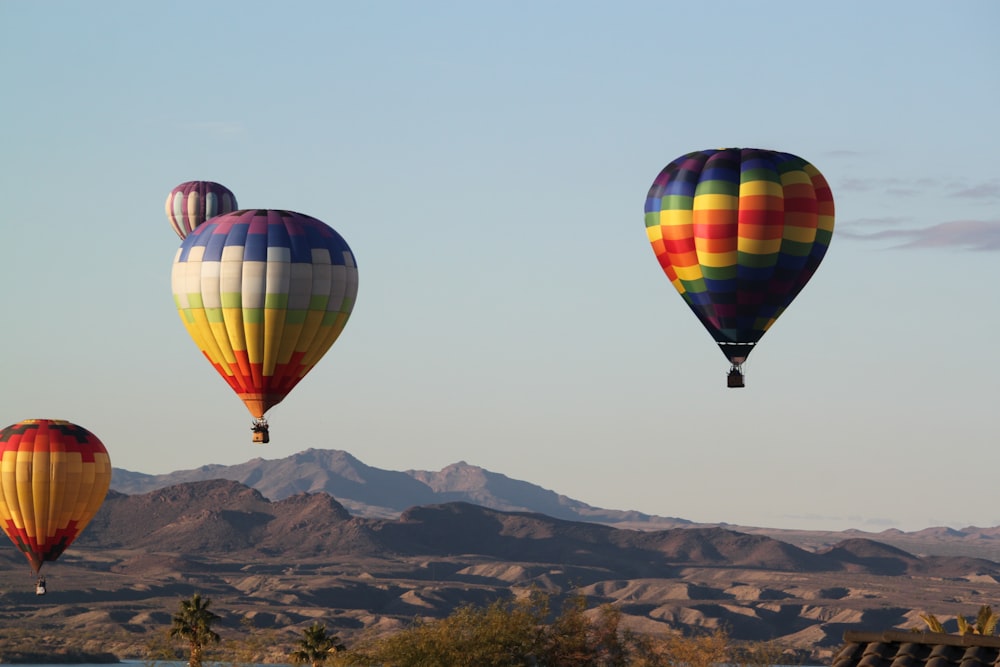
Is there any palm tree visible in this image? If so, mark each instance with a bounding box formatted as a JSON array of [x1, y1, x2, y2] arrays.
[[919, 612, 946, 633], [290, 622, 346, 667], [975, 605, 999, 635], [920, 605, 998, 636], [169, 593, 221, 667], [958, 605, 999, 636]]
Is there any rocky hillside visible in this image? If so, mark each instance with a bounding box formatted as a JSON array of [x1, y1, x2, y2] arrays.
[[80, 480, 1000, 580], [109, 448, 1000, 564], [0, 478, 979, 660]]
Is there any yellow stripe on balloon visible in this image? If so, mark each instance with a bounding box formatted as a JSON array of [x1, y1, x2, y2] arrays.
[[779, 170, 814, 187], [695, 250, 738, 268], [673, 263, 705, 282], [263, 309, 286, 375], [738, 237, 783, 255], [208, 319, 239, 365], [659, 209, 694, 229], [222, 307, 249, 354], [692, 194, 737, 211], [782, 222, 819, 243], [245, 321, 264, 365], [739, 180, 783, 197], [273, 320, 299, 365]]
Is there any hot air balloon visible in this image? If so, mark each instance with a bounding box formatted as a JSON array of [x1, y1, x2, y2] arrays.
[[0, 419, 112, 593], [644, 148, 834, 387], [165, 181, 239, 240], [171, 209, 359, 442]]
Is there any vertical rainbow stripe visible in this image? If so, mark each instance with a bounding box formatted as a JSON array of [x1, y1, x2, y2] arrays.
[[0, 419, 112, 573], [165, 181, 239, 240], [644, 148, 834, 363]]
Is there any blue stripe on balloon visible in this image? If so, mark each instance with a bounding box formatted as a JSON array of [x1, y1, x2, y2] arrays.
[[203, 227, 230, 262], [268, 221, 292, 252], [736, 265, 775, 281], [775, 253, 808, 271], [704, 277, 736, 294], [223, 221, 249, 249], [289, 224, 315, 263], [243, 228, 268, 262]]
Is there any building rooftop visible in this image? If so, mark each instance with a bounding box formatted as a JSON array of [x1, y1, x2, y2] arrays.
[[833, 630, 1000, 667]]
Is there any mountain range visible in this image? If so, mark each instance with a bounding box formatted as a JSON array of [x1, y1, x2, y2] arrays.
[[110, 448, 692, 526], [2, 448, 997, 661], [110, 447, 1000, 560], [86, 478, 1000, 580]]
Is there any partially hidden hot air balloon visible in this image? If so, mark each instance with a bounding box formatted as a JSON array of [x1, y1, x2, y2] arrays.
[[644, 148, 834, 387], [165, 181, 239, 240], [171, 209, 359, 442], [0, 419, 112, 592]]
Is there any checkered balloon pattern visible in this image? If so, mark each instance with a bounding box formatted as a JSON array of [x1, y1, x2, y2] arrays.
[[644, 148, 834, 364], [172, 209, 359, 419]]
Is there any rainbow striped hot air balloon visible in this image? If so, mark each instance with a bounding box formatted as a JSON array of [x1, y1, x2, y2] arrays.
[[644, 148, 834, 387], [165, 181, 239, 240], [171, 209, 359, 442], [0, 419, 112, 584]]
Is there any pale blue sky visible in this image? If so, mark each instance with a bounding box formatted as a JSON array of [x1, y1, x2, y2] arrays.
[[2, 1, 998, 532]]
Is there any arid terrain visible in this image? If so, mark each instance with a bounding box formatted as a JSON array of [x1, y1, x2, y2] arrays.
[[1, 450, 998, 662]]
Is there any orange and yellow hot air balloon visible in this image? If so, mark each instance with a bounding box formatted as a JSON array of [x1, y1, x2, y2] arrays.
[[0, 419, 112, 577]]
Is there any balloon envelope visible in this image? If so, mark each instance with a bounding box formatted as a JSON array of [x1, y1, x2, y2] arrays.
[[644, 148, 834, 365], [165, 181, 239, 240], [171, 209, 359, 420], [0, 419, 112, 573]]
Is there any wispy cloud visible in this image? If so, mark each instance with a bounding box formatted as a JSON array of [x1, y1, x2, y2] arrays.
[[840, 219, 1000, 251], [836, 176, 961, 196], [834, 173, 1000, 200], [950, 180, 1000, 200], [836, 217, 909, 237], [836, 177, 887, 193]]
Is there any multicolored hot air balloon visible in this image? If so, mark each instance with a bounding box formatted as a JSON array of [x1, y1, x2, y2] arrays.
[[165, 181, 239, 240], [171, 209, 359, 442], [644, 148, 834, 387], [0, 419, 112, 588]]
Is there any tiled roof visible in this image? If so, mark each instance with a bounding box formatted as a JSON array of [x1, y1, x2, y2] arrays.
[[833, 631, 1000, 667]]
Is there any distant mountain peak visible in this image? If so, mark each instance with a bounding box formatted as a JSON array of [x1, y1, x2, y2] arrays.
[[108, 447, 997, 557]]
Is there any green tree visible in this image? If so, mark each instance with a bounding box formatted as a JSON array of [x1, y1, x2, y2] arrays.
[[333, 591, 799, 667], [356, 596, 544, 666], [539, 596, 630, 667], [169, 593, 221, 667], [340, 591, 648, 667], [343, 592, 549, 666], [641, 628, 730, 667], [291, 622, 346, 667]]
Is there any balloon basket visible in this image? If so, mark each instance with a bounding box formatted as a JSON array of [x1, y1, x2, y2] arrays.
[[727, 368, 745, 388], [251, 419, 270, 444]]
